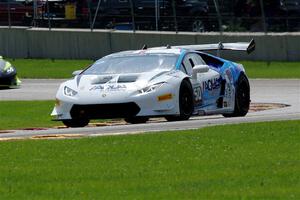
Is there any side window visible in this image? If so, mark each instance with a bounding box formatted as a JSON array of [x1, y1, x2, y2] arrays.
[[181, 53, 207, 76], [199, 53, 224, 68], [191, 53, 206, 65]]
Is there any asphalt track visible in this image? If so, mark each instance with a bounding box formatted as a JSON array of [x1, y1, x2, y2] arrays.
[[0, 79, 299, 140]]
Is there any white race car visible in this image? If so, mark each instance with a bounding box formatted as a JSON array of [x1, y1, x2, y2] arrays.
[[51, 40, 255, 127]]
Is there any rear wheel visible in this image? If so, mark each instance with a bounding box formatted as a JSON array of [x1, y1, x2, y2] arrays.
[[124, 117, 149, 124], [223, 74, 250, 117], [165, 80, 194, 121], [62, 118, 90, 128]]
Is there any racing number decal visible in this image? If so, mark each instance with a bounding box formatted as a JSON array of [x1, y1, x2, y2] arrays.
[[194, 86, 202, 106]]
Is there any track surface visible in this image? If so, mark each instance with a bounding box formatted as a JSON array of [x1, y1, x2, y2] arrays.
[[0, 79, 59, 101], [0, 79, 299, 139]]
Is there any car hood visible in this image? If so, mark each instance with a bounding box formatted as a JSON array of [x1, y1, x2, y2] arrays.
[[68, 70, 173, 94]]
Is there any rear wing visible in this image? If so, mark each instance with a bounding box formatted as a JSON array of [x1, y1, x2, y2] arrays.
[[173, 39, 255, 54]]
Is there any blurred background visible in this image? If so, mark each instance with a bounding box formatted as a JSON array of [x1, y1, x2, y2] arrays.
[[1, 0, 300, 32]]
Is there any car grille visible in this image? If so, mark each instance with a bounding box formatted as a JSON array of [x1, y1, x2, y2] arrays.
[[70, 102, 140, 119]]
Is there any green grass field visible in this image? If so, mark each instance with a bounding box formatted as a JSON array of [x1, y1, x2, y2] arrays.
[[8, 59, 92, 79], [7, 59, 300, 79], [0, 120, 299, 199], [0, 101, 60, 130], [0, 101, 111, 130], [242, 61, 300, 79]]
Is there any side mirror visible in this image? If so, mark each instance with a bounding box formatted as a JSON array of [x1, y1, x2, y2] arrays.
[[72, 70, 83, 76], [192, 65, 209, 79]]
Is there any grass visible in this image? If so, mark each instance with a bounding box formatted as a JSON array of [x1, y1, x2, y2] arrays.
[[6, 58, 300, 79], [0, 100, 110, 130], [242, 61, 300, 79], [0, 100, 60, 130], [7, 59, 92, 79], [0, 120, 299, 199]]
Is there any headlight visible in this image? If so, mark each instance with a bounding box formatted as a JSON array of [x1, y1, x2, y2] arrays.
[[64, 86, 78, 97], [4, 66, 14, 74], [3, 62, 15, 74], [139, 82, 165, 94]]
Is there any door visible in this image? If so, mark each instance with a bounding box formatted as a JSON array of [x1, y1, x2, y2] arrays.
[[181, 52, 222, 109]]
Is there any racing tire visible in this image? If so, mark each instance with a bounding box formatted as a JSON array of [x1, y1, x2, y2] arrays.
[[223, 74, 250, 117], [62, 118, 90, 128], [165, 80, 194, 121], [124, 117, 149, 124]]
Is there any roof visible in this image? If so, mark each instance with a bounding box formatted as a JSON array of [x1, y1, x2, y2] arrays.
[[106, 48, 184, 58]]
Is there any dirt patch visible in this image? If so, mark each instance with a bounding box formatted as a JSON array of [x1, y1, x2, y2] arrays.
[[53, 103, 290, 128], [249, 103, 289, 112], [0, 102, 290, 142], [23, 128, 48, 131], [0, 130, 14, 134], [31, 134, 83, 140], [0, 134, 84, 141]]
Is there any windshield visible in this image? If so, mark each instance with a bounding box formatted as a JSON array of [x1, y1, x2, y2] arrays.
[[83, 54, 178, 75]]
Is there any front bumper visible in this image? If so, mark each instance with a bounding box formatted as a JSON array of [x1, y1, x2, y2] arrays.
[[51, 84, 179, 120], [0, 74, 21, 87]]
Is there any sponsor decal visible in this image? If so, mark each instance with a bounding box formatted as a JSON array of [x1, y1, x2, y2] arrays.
[[225, 69, 233, 83], [90, 85, 104, 91], [225, 83, 231, 98], [106, 84, 126, 90], [89, 84, 127, 91], [158, 93, 173, 101], [203, 77, 221, 91]]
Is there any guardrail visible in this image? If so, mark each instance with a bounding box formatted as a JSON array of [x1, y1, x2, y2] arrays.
[[0, 27, 300, 61]]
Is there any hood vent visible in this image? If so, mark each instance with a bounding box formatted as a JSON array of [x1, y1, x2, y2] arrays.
[[118, 75, 138, 83], [91, 76, 113, 84], [90, 75, 139, 84]]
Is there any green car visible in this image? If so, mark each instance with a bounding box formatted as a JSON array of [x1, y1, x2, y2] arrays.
[[0, 56, 21, 88]]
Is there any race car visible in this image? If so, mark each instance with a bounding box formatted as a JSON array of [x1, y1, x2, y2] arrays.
[[51, 40, 255, 127], [0, 56, 21, 88]]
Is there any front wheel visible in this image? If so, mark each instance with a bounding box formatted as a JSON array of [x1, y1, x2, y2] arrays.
[[62, 118, 90, 128], [165, 80, 194, 121], [223, 74, 250, 117]]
